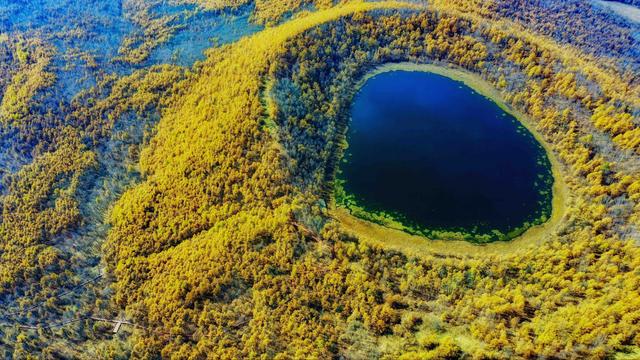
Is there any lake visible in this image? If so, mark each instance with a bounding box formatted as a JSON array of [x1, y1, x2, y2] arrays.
[[337, 70, 553, 241]]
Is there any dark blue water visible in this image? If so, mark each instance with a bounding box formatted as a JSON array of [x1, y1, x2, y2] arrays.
[[339, 70, 553, 238]]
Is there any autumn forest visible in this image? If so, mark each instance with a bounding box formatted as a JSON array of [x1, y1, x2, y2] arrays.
[[0, 0, 639, 359]]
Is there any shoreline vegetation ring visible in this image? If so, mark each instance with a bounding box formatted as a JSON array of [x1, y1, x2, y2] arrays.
[[331, 62, 569, 258]]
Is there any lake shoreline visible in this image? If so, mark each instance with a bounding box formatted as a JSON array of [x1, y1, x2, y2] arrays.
[[336, 62, 569, 256]]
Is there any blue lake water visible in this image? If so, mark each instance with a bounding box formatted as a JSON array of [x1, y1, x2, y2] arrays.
[[339, 70, 553, 239]]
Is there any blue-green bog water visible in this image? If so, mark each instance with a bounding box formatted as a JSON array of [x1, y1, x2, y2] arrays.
[[339, 70, 553, 239]]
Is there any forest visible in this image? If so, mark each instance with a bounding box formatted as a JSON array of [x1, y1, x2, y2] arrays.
[[0, 0, 639, 359]]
